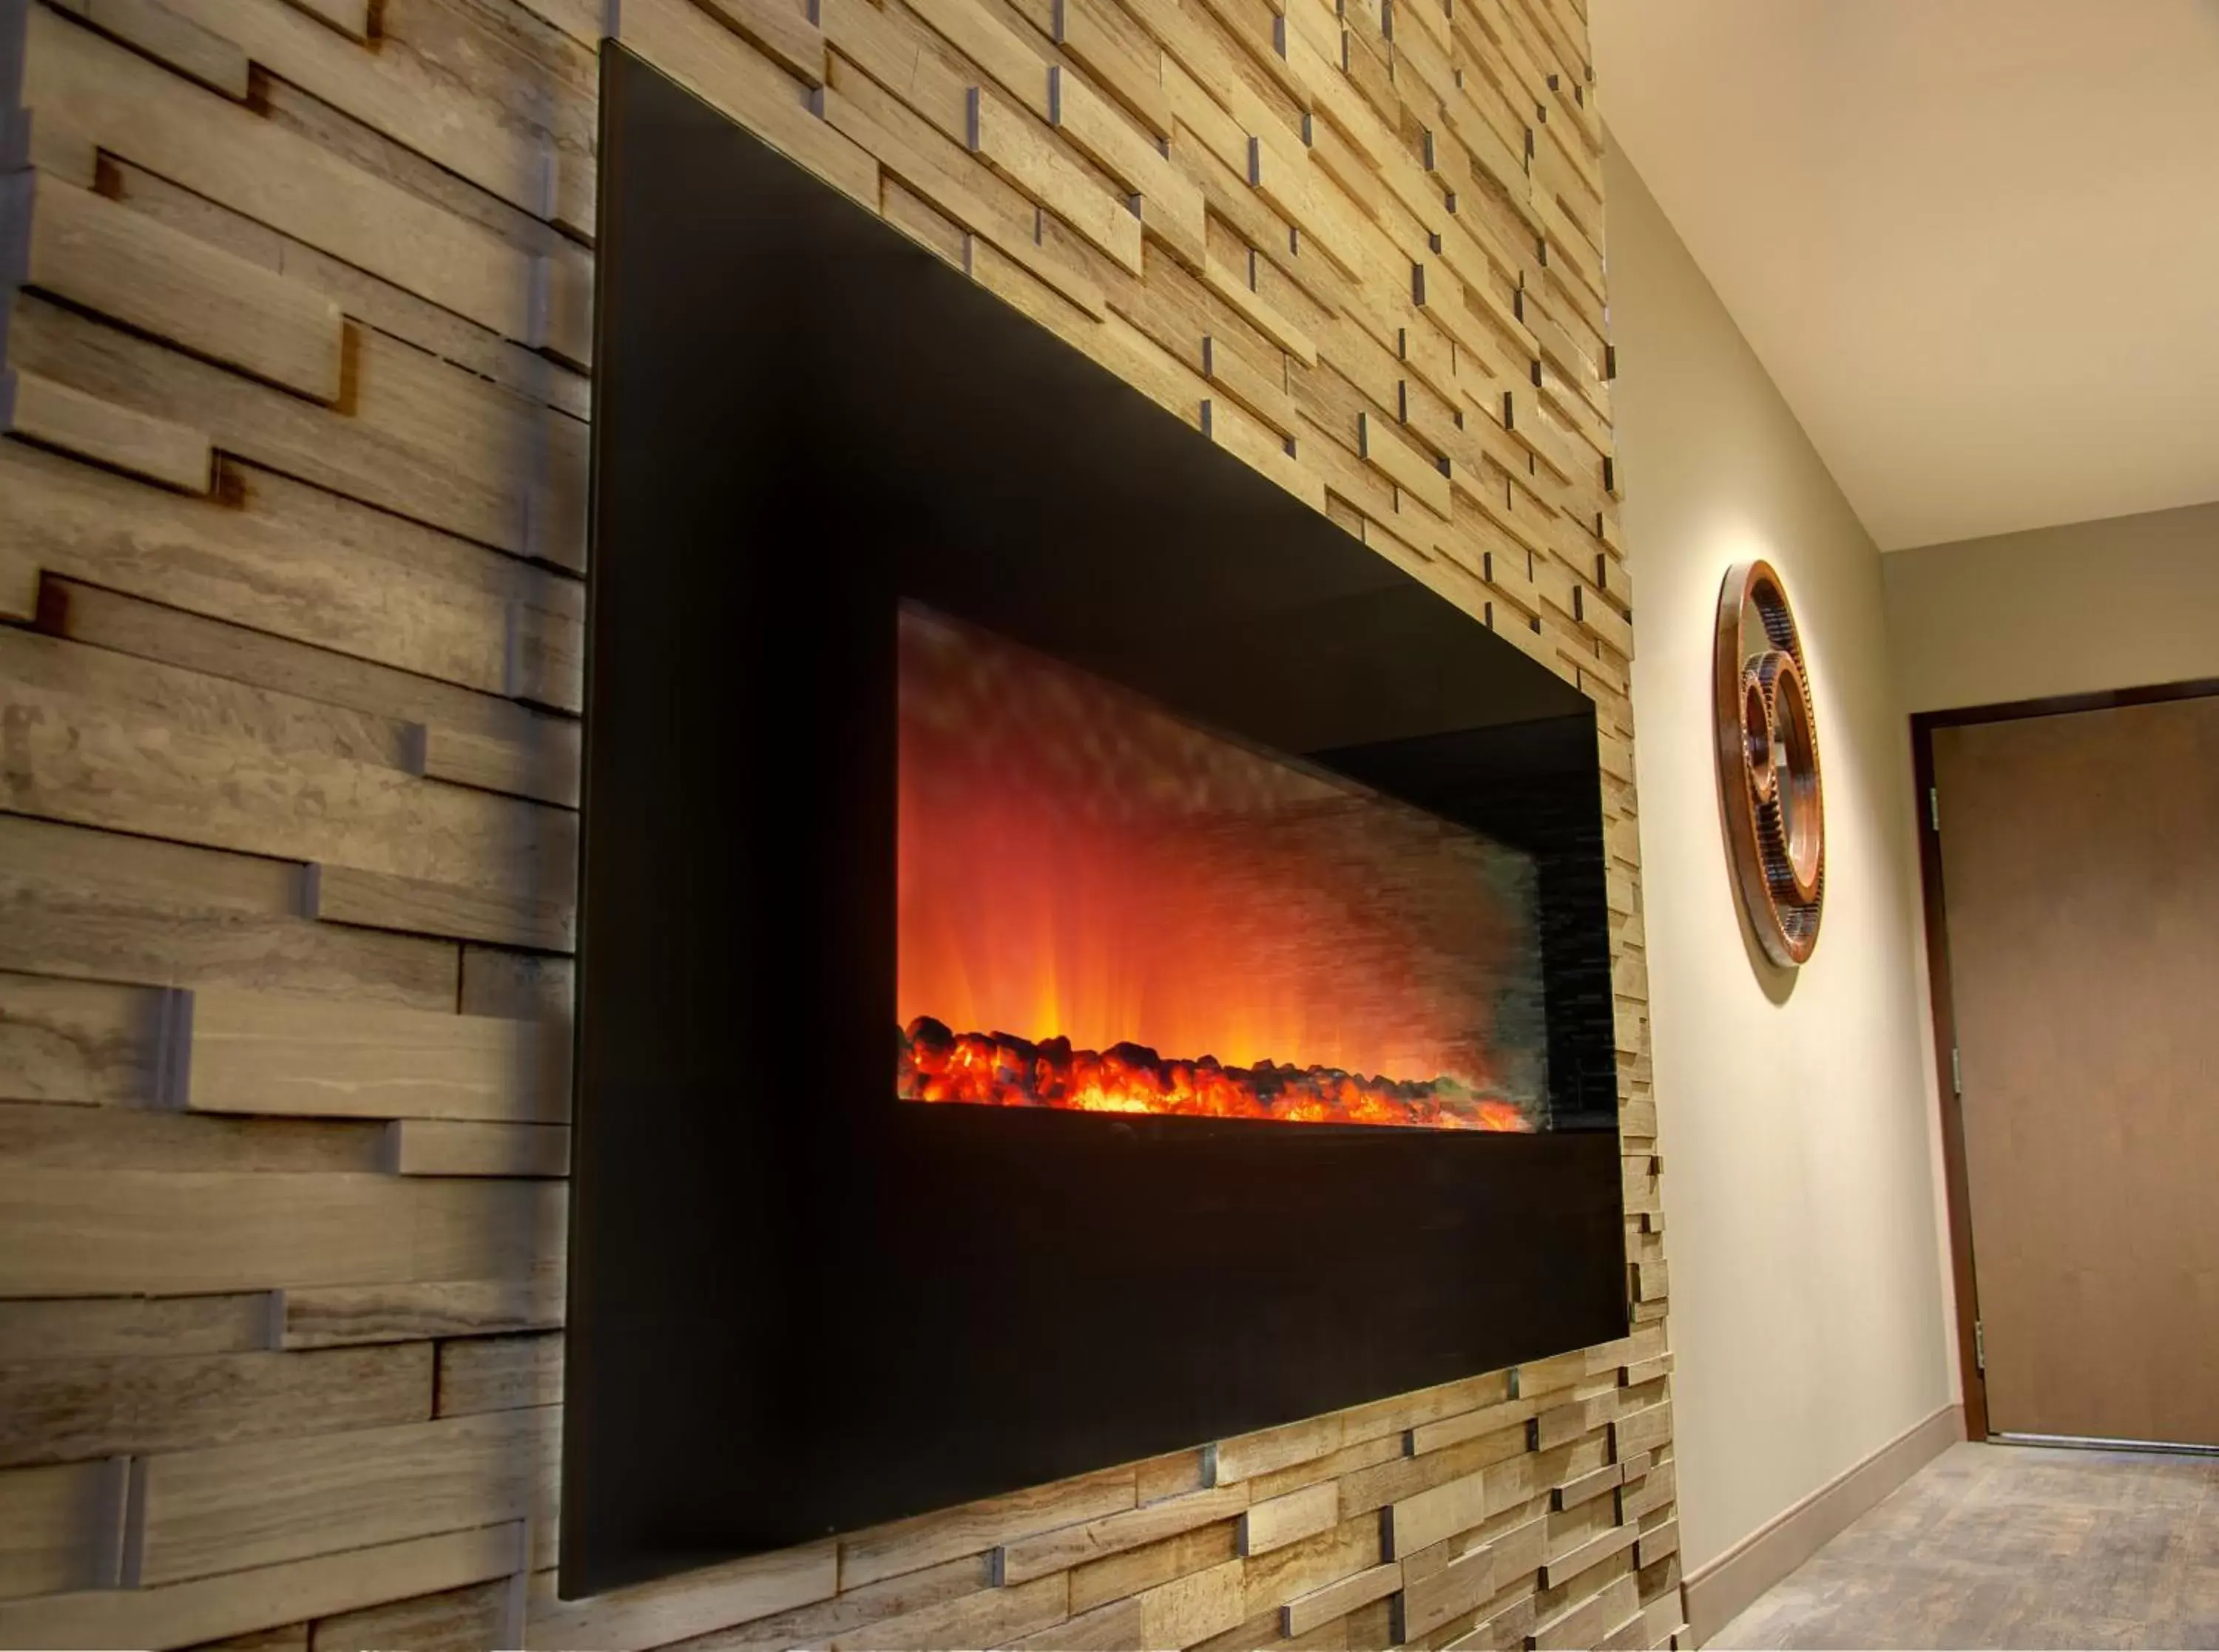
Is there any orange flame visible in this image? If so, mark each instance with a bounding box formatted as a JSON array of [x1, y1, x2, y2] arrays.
[[895, 606, 1549, 1131]]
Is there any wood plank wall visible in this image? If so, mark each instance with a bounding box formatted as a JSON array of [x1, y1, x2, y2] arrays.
[[0, 0, 1672, 1635]]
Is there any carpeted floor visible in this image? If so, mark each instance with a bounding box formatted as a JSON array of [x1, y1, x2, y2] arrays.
[[1711, 1441, 2219, 1649]]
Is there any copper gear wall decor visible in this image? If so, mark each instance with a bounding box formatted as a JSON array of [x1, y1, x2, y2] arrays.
[[1715, 561, 1826, 966]]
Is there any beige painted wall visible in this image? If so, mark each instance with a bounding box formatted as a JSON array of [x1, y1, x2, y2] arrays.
[[1885, 502, 2219, 711], [1604, 141, 1958, 1580]]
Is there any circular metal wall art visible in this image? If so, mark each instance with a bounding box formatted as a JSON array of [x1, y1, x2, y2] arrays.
[[1714, 561, 1825, 966]]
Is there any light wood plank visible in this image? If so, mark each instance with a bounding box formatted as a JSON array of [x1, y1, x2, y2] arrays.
[[0, 1343, 431, 1469], [1618, 1460, 1674, 1523], [1539, 1516, 1634, 1587], [27, 586, 415, 767], [695, 0, 828, 85], [540, 1554, 993, 1652], [1047, 64, 1204, 264], [1064, 1502, 1238, 1615], [0, 813, 459, 1012], [0, 1521, 522, 1650], [1413, 256, 1526, 385], [1532, 1569, 1638, 1651], [1244, 1433, 1401, 1505], [995, 1484, 1247, 1586], [1399, 1537, 1502, 1640], [0, 629, 575, 905], [302, 1577, 506, 1651], [1208, 1415, 1345, 1486], [1000, 1595, 1146, 1650], [1202, 334, 1297, 438], [0, 1169, 564, 1297], [1385, 1467, 1489, 1560], [435, 1331, 560, 1416], [1053, 0, 1172, 138], [175, 989, 570, 1123], [1440, 1582, 1538, 1651], [0, 544, 36, 622], [840, 1466, 1137, 1589], [275, 1276, 565, 1350], [1488, 1506, 1550, 1580], [307, 863, 575, 953], [906, 0, 1053, 118], [964, 233, 1108, 346], [1408, 1395, 1539, 1456], [1198, 251, 1319, 365], [1610, 1401, 1672, 1459], [22, 7, 561, 356], [135, 1407, 555, 1586], [1357, 409, 1450, 517], [506, 599, 587, 714], [458, 948, 572, 1021], [408, 722, 581, 809], [1200, 396, 1323, 510], [1552, 1458, 1624, 1511], [6, 371, 212, 493], [1502, 384, 1589, 487], [1281, 1560, 1400, 1636], [1632, 1518, 1677, 1568], [1179, 0, 1306, 109], [9, 294, 587, 572], [25, 175, 342, 403], [36, 575, 567, 774], [613, 0, 876, 212], [280, 0, 368, 39], [0, 971, 165, 1105], [826, 1572, 1067, 1650], [0, 446, 574, 717], [1134, 1556, 1244, 1647], [157, 0, 587, 228], [21, 107, 101, 187], [0, 1458, 128, 1599], [388, 1120, 571, 1178], [172, 1619, 309, 1650], [815, 73, 1108, 320], [53, 0, 250, 97], [1534, 1387, 1615, 1452], [0, 1100, 388, 1174], [0, 1294, 270, 1364], [522, 1542, 837, 1651], [1517, 1350, 1592, 1401], [967, 86, 1144, 275], [1237, 1480, 1337, 1557], [98, 154, 587, 419]]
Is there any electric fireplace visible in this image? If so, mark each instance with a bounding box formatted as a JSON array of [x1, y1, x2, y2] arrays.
[[895, 604, 1549, 1133], [564, 46, 1625, 1595]]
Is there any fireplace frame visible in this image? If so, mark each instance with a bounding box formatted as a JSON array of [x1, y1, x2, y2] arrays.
[[563, 45, 1627, 1597]]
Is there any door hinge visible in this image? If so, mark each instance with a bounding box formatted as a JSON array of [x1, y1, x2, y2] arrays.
[[1951, 1047, 1962, 1095], [1928, 785, 1940, 833], [1974, 1319, 1985, 1373]]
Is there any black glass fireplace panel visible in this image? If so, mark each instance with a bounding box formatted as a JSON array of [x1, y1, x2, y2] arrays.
[[566, 45, 1625, 1595]]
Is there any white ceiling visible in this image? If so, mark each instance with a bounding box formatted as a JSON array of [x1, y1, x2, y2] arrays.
[[1591, 0, 2219, 551]]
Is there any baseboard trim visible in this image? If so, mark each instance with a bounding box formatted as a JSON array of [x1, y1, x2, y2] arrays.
[[1683, 1401, 1964, 1646]]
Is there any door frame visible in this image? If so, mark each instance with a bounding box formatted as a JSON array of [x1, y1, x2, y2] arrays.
[[1911, 675, 2219, 1443]]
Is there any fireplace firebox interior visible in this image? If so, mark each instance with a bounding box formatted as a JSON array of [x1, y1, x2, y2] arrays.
[[896, 603, 1553, 1132], [565, 46, 1627, 1596]]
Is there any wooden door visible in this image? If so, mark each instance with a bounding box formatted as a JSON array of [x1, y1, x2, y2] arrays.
[[1932, 692, 2219, 1446]]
